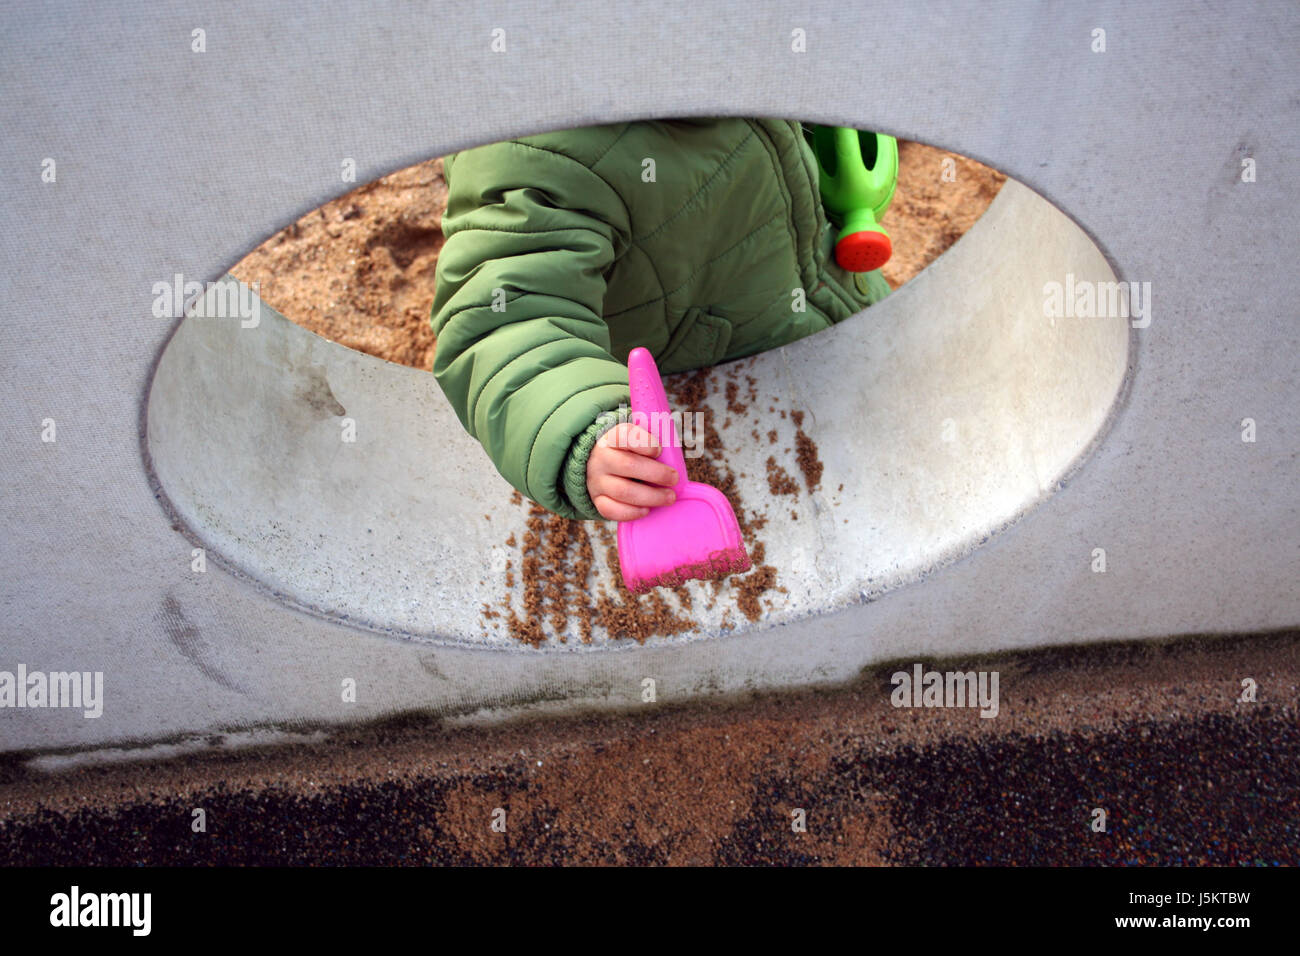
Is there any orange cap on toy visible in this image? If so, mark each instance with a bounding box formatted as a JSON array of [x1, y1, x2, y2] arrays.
[[835, 230, 892, 273]]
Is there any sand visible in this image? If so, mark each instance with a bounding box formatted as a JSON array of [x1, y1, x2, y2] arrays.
[[2, 631, 1295, 865]]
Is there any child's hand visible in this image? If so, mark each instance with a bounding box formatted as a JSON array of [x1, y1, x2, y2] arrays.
[[587, 422, 680, 521]]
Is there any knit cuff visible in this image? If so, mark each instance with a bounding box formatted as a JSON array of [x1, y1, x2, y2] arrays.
[[560, 409, 623, 521]]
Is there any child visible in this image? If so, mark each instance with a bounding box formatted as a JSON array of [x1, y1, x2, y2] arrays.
[[430, 116, 890, 522]]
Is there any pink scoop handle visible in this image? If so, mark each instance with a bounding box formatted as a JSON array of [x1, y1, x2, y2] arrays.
[[627, 347, 688, 481]]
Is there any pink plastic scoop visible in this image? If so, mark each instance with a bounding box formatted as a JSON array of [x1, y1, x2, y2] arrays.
[[616, 347, 751, 593]]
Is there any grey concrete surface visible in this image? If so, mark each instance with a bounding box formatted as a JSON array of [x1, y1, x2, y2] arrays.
[[1, 1, 1296, 756]]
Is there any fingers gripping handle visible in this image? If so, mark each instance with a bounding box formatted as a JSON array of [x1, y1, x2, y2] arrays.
[[627, 347, 688, 481]]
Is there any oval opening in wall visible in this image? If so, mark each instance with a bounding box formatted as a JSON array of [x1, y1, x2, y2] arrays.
[[145, 117, 1130, 650]]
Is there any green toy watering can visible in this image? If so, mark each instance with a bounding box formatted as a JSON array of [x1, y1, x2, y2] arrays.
[[803, 124, 898, 272]]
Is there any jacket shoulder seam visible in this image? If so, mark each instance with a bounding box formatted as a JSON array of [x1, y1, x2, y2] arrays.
[[503, 140, 633, 242]]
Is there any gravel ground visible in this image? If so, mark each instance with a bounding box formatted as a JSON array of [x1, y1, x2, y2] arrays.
[[1, 631, 1295, 866]]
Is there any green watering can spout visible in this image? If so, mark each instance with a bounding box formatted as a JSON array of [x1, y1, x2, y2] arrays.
[[805, 124, 899, 273]]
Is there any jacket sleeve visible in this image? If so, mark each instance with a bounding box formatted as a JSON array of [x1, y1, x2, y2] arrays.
[[431, 142, 633, 520]]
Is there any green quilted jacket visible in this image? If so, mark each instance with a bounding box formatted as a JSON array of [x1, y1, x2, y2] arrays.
[[430, 117, 890, 520]]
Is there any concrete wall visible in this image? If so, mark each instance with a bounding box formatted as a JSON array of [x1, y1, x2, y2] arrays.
[[1, 0, 1296, 757]]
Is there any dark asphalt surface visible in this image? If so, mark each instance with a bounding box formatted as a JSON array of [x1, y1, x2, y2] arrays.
[[1, 631, 1296, 866]]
